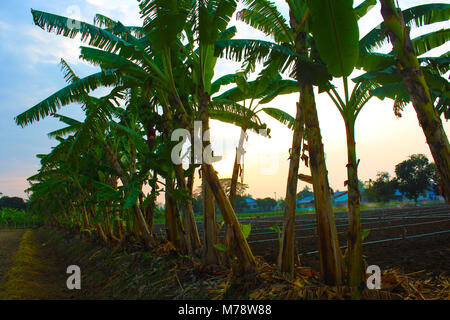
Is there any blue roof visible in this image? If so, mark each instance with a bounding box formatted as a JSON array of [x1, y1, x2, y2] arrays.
[[333, 193, 348, 202], [394, 189, 439, 197], [243, 196, 257, 205], [297, 195, 315, 204]]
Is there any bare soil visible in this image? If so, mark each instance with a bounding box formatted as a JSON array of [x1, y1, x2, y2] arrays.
[[0, 230, 78, 299], [0, 230, 24, 281], [248, 210, 450, 275]]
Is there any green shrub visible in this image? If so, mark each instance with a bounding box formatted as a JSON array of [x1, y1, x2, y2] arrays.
[[0, 208, 42, 225]]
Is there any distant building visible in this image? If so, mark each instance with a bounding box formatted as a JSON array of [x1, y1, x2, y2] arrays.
[[296, 191, 349, 208], [296, 195, 315, 208], [332, 191, 348, 207], [242, 196, 258, 211], [394, 189, 444, 202], [274, 200, 285, 211]]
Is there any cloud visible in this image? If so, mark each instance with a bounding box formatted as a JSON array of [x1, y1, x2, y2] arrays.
[[0, 20, 11, 31], [84, 0, 141, 25], [24, 26, 82, 66]]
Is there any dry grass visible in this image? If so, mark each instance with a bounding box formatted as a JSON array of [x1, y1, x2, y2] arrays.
[[0, 230, 70, 300]]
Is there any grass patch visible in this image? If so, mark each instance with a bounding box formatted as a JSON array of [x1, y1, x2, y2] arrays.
[[0, 230, 68, 299]]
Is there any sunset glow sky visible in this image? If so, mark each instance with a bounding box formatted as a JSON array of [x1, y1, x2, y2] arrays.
[[0, 0, 448, 203]]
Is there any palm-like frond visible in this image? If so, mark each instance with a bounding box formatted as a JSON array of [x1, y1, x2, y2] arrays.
[[409, 28, 450, 57], [356, 51, 395, 71], [215, 38, 296, 66], [259, 80, 298, 104], [209, 110, 264, 133], [60, 59, 80, 83], [93, 14, 117, 29], [210, 99, 258, 122], [15, 70, 121, 126], [350, 80, 380, 116], [420, 54, 450, 75], [261, 107, 295, 130], [238, 0, 293, 43], [48, 126, 80, 139], [215, 38, 327, 85], [48, 114, 82, 138], [352, 65, 401, 86], [197, 0, 238, 44], [403, 3, 450, 29], [210, 73, 236, 95], [79, 47, 148, 78], [31, 9, 137, 55], [139, 0, 191, 51], [354, 0, 377, 20], [109, 121, 149, 155], [371, 82, 410, 117], [360, 3, 450, 52]]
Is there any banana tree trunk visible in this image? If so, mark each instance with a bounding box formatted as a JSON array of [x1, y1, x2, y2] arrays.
[[229, 128, 247, 209], [202, 164, 256, 273], [345, 119, 363, 287], [198, 86, 256, 274], [81, 205, 90, 228], [144, 195, 157, 240], [165, 180, 182, 249], [104, 142, 155, 247], [278, 99, 304, 273], [302, 83, 344, 285], [380, 0, 450, 203], [98, 224, 108, 244], [202, 177, 222, 265], [174, 164, 202, 255], [290, 12, 344, 283]]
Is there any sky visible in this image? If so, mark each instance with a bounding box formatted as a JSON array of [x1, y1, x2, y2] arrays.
[[0, 0, 449, 204]]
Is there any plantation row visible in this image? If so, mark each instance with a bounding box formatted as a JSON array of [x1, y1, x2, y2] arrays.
[[0, 209, 42, 226], [151, 205, 450, 249], [17, 0, 449, 288]]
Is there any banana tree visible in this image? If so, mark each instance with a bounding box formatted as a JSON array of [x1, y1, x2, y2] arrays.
[[16, 54, 162, 246], [217, 0, 345, 283], [212, 71, 296, 209], [18, 7, 203, 253], [185, 0, 258, 272], [362, 1, 450, 203], [307, 0, 380, 287], [322, 78, 379, 287]]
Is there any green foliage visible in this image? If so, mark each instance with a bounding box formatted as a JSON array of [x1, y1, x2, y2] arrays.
[[269, 224, 282, 245], [361, 229, 370, 241], [240, 223, 252, 240], [307, 0, 360, 77], [213, 243, 231, 252], [395, 154, 436, 202], [238, 0, 292, 43], [366, 172, 398, 203], [354, 0, 376, 20], [0, 208, 42, 225], [15, 70, 121, 126], [0, 196, 27, 211], [359, 3, 450, 54], [261, 108, 295, 130], [255, 197, 277, 211], [297, 186, 313, 200]]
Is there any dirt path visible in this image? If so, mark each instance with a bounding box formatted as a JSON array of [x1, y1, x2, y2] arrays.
[[0, 230, 25, 281], [0, 230, 76, 300]]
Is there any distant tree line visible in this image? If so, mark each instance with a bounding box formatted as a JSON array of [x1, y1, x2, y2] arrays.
[[0, 193, 27, 211], [363, 154, 441, 203], [193, 194, 279, 215]]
